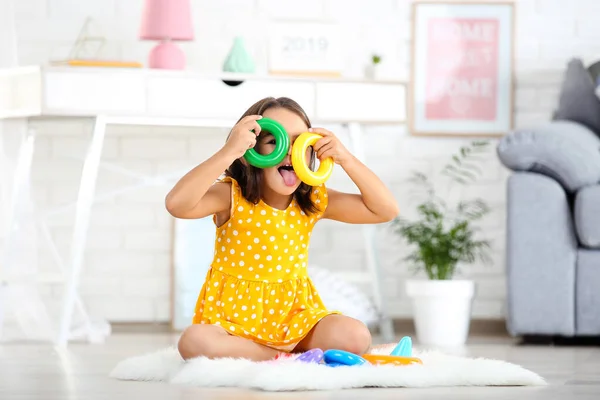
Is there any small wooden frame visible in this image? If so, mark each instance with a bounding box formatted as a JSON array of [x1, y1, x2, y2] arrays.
[[267, 21, 343, 77]]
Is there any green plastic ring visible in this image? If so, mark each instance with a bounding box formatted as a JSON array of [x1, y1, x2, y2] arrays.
[[243, 118, 290, 168]]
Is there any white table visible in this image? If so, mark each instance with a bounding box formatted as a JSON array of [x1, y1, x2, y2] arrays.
[[0, 66, 407, 345]]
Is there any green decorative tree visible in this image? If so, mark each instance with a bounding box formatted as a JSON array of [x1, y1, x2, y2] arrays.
[[390, 141, 492, 280]]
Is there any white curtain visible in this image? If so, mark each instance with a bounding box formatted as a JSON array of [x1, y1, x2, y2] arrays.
[[0, 0, 18, 68], [0, 1, 54, 342]]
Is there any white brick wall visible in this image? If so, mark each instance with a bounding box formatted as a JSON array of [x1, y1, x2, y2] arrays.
[[5, 0, 598, 324]]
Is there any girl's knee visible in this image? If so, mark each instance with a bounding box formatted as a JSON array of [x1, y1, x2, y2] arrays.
[[340, 321, 372, 355], [351, 323, 373, 354], [178, 324, 219, 360], [178, 325, 200, 360]]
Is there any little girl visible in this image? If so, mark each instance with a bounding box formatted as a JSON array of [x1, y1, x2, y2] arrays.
[[166, 97, 399, 362]]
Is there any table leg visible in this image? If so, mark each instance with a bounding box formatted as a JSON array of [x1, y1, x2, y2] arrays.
[[345, 122, 395, 343], [56, 116, 107, 346], [0, 122, 36, 340]]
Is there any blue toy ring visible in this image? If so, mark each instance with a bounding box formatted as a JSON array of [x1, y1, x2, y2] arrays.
[[323, 349, 367, 367]]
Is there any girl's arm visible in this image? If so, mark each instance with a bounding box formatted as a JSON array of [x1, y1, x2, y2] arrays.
[[310, 128, 399, 224], [165, 115, 263, 219], [165, 148, 234, 219]]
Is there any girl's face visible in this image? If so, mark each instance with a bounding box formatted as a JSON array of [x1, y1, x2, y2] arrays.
[[255, 107, 312, 197]]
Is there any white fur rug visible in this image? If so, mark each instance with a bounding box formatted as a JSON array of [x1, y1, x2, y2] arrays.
[[109, 344, 546, 391]]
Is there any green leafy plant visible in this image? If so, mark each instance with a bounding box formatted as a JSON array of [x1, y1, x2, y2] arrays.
[[390, 141, 492, 280], [372, 54, 381, 65]]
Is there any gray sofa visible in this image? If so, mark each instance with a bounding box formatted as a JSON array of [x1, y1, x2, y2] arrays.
[[497, 58, 600, 339], [498, 120, 600, 338]]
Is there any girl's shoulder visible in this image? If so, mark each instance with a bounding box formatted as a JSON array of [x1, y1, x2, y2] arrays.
[[217, 175, 237, 192], [309, 183, 328, 203], [213, 176, 251, 227], [307, 183, 328, 219], [217, 175, 255, 208]]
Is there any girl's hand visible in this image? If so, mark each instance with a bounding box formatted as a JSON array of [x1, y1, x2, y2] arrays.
[[222, 115, 263, 159], [310, 127, 353, 166]]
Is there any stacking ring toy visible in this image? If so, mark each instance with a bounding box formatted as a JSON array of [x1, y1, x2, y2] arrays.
[[243, 118, 290, 168], [296, 348, 324, 364], [362, 336, 422, 366], [390, 336, 412, 357], [323, 349, 367, 367], [291, 132, 334, 186], [362, 354, 423, 366]]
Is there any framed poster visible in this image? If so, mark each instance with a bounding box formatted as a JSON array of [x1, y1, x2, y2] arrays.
[[171, 216, 216, 331], [268, 21, 342, 77], [409, 1, 515, 136]]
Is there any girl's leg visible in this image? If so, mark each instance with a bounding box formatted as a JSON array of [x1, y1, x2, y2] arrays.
[[294, 314, 372, 355], [178, 324, 280, 361]]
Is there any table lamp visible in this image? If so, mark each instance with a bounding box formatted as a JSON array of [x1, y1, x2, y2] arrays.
[[139, 0, 194, 69]]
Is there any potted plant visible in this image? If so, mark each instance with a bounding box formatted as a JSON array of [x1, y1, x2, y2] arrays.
[[365, 54, 382, 80], [390, 141, 492, 347]]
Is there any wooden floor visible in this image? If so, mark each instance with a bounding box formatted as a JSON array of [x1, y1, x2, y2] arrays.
[[1, 332, 599, 399]]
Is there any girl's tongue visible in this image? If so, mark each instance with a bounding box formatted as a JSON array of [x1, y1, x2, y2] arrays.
[[279, 167, 297, 187]]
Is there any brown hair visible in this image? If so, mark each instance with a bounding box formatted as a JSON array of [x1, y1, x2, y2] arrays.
[[224, 97, 319, 215]]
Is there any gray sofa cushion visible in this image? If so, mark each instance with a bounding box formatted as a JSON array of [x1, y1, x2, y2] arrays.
[[575, 185, 600, 248], [497, 120, 600, 192], [554, 58, 600, 137], [576, 250, 600, 333]]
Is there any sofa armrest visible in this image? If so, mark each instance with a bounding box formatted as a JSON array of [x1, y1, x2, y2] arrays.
[[506, 172, 577, 336], [497, 120, 600, 192]]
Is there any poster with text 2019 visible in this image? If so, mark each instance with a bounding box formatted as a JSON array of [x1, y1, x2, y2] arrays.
[[410, 3, 514, 136]]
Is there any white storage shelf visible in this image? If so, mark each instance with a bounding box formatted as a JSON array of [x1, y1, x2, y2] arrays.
[[0, 67, 43, 118], [0, 65, 406, 345], [0, 66, 407, 124]]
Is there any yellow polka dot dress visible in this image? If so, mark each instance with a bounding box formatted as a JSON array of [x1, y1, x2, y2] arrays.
[[192, 177, 340, 351]]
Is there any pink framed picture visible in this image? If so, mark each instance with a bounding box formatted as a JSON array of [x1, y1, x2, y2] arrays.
[[409, 1, 515, 136]]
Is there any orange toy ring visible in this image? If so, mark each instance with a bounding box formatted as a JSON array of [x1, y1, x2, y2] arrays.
[[362, 354, 423, 366]]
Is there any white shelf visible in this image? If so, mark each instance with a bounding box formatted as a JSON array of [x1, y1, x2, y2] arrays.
[[0, 64, 401, 345], [0, 66, 407, 124]]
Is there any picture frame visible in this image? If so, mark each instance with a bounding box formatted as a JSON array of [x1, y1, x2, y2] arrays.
[[267, 21, 343, 77], [409, 1, 515, 137]]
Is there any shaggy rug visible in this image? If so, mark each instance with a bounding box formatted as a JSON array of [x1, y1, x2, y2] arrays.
[[109, 344, 546, 391]]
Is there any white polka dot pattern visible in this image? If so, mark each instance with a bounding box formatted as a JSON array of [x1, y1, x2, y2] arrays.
[[192, 177, 338, 351]]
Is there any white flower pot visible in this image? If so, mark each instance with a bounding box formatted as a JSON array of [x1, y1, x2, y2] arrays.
[[364, 64, 381, 80], [405, 279, 475, 347]]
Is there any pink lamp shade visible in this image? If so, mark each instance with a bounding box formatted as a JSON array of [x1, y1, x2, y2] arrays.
[[139, 0, 194, 70]]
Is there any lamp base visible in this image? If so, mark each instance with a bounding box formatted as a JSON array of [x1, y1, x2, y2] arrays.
[[148, 40, 186, 70]]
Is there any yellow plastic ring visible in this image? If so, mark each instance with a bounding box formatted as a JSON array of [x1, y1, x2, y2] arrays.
[[291, 132, 334, 186]]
